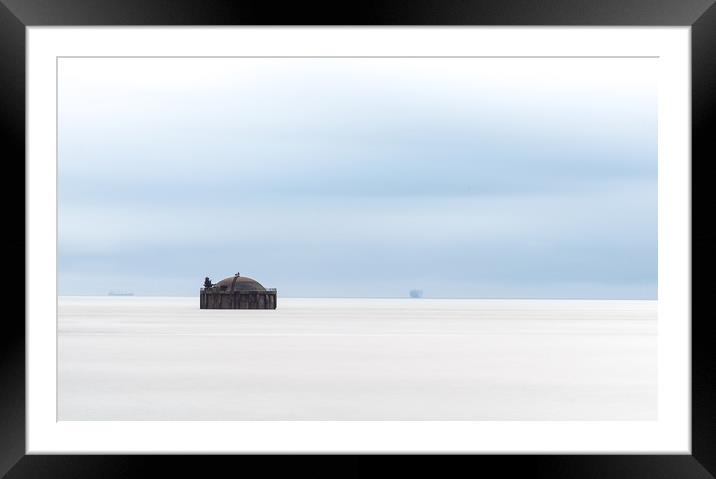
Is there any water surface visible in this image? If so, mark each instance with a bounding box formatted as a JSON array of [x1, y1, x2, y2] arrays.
[[58, 297, 657, 420]]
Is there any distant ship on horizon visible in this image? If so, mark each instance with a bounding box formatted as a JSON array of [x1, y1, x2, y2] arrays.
[[108, 291, 134, 296]]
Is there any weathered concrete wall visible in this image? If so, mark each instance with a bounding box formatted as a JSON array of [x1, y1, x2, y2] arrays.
[[200, 290, 277, 309]]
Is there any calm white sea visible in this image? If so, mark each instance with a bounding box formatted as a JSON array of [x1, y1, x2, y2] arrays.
[[58, 297, 657, 420]]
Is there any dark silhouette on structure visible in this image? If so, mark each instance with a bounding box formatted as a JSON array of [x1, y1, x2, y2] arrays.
[[200, 272, 277, 309]]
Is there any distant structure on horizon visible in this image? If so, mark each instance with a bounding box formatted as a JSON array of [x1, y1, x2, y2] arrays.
[[409, 289, 423, 299], [108, 291, 134, 296], [200, 272, 277, 309]]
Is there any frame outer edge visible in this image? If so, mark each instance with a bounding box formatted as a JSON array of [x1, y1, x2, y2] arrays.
[[0, 0, 27, 478], [692, 1, 716, 476], [0, 0, 715, 25]]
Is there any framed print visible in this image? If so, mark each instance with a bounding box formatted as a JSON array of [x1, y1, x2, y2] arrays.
[[6, 0, 716, 476]]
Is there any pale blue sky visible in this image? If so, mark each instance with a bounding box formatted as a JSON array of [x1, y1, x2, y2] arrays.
[[58, 57, 657, 298]]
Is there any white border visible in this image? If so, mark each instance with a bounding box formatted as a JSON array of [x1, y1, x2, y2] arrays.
[[27, 27, 691, 453]]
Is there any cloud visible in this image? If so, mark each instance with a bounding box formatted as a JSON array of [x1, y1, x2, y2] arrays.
[[58, 57, 657, 298]]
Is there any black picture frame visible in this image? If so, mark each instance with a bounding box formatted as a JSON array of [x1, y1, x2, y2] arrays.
[[5, 0, 715, 476]]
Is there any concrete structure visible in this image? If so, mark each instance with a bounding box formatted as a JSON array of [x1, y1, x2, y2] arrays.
[[200, 273, 277, 309]]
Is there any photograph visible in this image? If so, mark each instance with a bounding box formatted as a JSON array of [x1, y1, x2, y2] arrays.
[[57, 55, 658, 421]]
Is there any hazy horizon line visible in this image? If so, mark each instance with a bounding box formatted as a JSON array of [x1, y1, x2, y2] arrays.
[[57, 294, 658, 301]]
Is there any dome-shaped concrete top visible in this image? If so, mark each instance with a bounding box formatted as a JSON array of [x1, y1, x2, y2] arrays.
[[214, 274, 266, 292]]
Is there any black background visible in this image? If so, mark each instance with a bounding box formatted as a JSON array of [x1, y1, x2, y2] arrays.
[[3, 0, 715, 477]]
